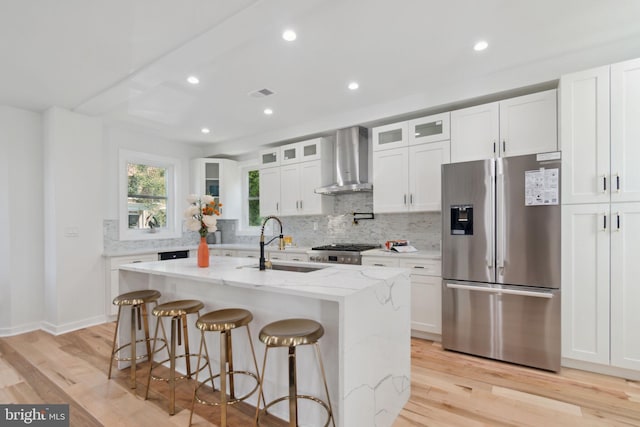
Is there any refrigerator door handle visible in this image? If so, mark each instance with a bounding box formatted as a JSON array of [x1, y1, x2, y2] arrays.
[[496, 167, 506, 272], [445, 283, 554, 299], [487, 168, 495, 269]]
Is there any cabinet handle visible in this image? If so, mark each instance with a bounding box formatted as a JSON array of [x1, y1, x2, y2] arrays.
[[413, 266, 425, 269], [410, 194, 413, 205], [603, 214, 607, 231], [502, 140, 506, 153], [493, 141, 496, 153], [276, 202, 279, 212], [615, 213, 621, 231], [616, 174, 621, 192], [602, 175, 607, 193], [403, 194, 407, 205], [373, 263, 385, 267], [296, 200, 299, 209], [299, 200, 303, 210]]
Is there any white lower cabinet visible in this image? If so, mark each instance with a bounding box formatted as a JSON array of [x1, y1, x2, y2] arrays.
[[210, 249, 236, 257], [268, 252, 309, 262], [562, 202, 640, 371], [235, 250, 259, 259], [106, 253, 158, 316], [361, 255, 442, 336]]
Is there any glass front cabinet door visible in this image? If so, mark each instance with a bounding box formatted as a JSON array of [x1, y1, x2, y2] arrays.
[[409, 112, 450, 145]]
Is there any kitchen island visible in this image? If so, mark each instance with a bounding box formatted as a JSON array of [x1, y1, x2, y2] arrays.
[[118, 256, 411, 427]]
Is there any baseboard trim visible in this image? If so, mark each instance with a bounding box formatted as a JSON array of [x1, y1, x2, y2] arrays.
[[562, 357, 640, 381], [0, 322, 43, 337], [411, 330, 441, 342], [41, 315, 108, 336]]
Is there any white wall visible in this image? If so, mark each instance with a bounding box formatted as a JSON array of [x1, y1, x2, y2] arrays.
[[103, 125, 204, 221], [43, 107, 104, 333], [0, 106, 44, 335]]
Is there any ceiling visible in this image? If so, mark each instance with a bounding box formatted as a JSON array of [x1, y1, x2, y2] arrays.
[[2, 0, 640, 157]]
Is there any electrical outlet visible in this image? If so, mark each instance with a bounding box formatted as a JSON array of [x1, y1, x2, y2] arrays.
[[313, 222, 318, 231]]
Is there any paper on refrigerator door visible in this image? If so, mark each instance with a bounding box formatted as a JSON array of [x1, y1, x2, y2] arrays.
[[524, 168, 559, 206]]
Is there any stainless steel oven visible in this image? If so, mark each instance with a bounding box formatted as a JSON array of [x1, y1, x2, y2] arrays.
[[308, 244, 379, 265]]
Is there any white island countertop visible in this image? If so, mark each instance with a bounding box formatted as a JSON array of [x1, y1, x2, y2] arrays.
[[118, 256, 411, 427]]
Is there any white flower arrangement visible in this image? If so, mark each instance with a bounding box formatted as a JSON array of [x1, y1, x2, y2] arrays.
[[184, 194, 220, 238]]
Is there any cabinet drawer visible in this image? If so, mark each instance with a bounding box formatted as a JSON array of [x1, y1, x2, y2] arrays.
[[109, 253, 157, 269], [398, 258, 441, 276], [236, 250, 259, 258], [211, 249, 236, 257], [361, 257, 399, 268]]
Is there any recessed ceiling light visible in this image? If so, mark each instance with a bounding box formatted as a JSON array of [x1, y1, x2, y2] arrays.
[[187, 75, 200, 85], [474, 40, 488, 51], [264, 108, 273, 115], [348, 82, 359, 90], [201, 127, 210, 134], [282, 29, 297, 42]]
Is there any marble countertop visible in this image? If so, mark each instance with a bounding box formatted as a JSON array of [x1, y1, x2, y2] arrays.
[[103, 243, 311, 257], [361, 248, 441, 260], [119, 256, 408, 302]]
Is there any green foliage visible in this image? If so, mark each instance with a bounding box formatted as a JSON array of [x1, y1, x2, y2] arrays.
[[127, 163, 168, 228], [248, 169, 262, 227]]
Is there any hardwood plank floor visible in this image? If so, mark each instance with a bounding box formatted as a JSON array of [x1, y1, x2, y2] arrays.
[[1, 323, 639, 426]]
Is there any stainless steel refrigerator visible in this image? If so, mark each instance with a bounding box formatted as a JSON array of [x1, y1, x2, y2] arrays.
[[441, 152, 561, 371]]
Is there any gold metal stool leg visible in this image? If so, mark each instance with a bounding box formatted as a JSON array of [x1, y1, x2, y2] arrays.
[[107, 306, 123, 380], [169, 316, 177, 415], [288, 346, 297, 427], [315, 343, 336, 427], [255, 347, 270, 425]]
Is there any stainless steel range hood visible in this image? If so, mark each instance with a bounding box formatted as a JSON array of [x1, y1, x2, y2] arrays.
[[315, 126, 372, 195]]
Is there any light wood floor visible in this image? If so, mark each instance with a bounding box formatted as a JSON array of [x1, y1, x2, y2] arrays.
[[1, 323, 639, 426]]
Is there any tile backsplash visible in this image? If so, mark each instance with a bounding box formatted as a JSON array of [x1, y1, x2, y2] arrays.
[[104, 193, 442, 253], [217, 193, 441, 250]]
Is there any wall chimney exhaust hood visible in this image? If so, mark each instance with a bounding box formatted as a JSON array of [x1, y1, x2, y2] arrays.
[[315, 126, 372, 195]]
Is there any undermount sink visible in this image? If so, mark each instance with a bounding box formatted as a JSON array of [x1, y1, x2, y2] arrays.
[[243, 262, 327, 273]]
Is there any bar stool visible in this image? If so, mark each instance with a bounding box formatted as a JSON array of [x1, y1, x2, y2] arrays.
[[145, 299, 205, 415], [188, 308, 263, 427], [255, 318, 335, 427], [108, 289, 165, 389]]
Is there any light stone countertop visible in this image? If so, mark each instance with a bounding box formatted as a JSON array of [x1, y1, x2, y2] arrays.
[[118, 255, 408, 301], [361, 248, 441, 260], [103, 243, 311, 257]]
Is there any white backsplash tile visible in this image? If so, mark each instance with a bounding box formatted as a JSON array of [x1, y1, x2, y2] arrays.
[[104, 193, 442, 253]]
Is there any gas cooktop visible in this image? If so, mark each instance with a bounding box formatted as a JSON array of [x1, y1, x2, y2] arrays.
[[311, 243, 380, 252]]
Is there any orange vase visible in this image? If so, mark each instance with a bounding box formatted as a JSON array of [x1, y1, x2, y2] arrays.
[[197, 237, 210, 268]]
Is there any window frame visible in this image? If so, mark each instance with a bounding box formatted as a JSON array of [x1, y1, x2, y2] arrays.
[[118, 149, 180, 241], [237, 161, 264, 236]]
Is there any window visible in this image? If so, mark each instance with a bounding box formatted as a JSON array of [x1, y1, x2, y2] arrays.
[[127, 163, 167, 230], [248, 169, 261, 227], [119, 150, 180, 240], [238, 163, 264, 234]]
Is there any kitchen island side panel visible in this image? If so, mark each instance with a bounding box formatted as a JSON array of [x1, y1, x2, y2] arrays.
[[116, 258, 410, 427]]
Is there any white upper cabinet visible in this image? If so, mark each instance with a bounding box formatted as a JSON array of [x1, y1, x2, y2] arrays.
[[560, 66, 610, 205], [611, 58, 640, 203], [408, 140, 450, 211], [451, 102, 499, 162], [191, 158, 240, 219], [280, 138, 324, 165], [562, 58, 640, 205], [499, 90, 558, 157], [259, 166, 280, 217], [408, 112, 450, 145], [259, 137, 333, 217], [451, 90, 557, 163], [373, 112, 451, 213], [372, 122, 408, 151], [259, 148, 280, 168]]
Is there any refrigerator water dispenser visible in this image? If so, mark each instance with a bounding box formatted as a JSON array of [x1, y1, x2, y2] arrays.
[[451, 205, 473, 235]]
